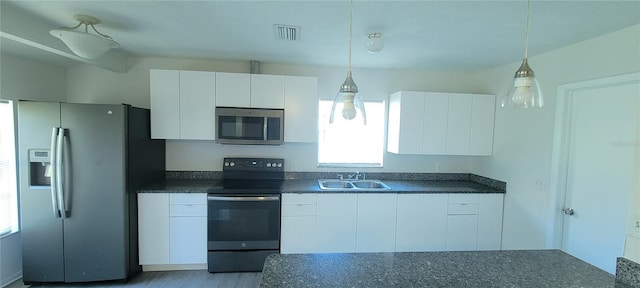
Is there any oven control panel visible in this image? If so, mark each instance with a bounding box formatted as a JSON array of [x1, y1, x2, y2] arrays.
[[223, 158, 284, 171]]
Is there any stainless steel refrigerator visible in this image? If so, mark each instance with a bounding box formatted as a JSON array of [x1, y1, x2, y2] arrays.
[[18, 101, 165, 284]]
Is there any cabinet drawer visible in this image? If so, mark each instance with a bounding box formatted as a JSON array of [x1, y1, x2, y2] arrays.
[[448, 203, 479, 215], [282, 193, 317, 205], [170, 193, 207, 205], [282, 204, 316, 216], [448, 194, 479, 204], [170, 204, 207, 217]]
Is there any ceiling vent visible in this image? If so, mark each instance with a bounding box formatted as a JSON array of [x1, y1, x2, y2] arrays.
[[273, 24, 300, 41]]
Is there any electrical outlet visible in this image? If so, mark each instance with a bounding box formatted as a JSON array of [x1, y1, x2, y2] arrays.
[[534, 180, 546, 192]]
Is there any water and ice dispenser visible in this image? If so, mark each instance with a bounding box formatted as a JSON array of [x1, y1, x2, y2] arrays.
[[29, 149, 51, 187]]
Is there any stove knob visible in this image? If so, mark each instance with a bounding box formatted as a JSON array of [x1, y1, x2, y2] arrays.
[[224, 162, 229, 167], [277, 162, 283, 168], [266, 163, 272, 167], [230, 162, 235, 167]]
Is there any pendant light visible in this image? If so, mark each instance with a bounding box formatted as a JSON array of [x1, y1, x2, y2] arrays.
[[329, 0, 367, 124], [50, 14, 120, 59], [501, 0, 544, 108]]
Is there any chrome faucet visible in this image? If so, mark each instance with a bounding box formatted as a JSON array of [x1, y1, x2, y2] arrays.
[[347, 171, 364, 180]]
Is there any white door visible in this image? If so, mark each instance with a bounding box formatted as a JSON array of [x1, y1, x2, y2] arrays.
[[561, 81, 639, 274]]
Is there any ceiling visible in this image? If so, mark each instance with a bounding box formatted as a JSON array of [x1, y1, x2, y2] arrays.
[[2, 0, 639, 72]]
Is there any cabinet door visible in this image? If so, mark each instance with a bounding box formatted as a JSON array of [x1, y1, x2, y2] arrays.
[[170, 217, 207, 264], [469, 94, 496, 156], [138, 193, 170, 265], [356, 194, 397, 252], [251, 74, 285, 108], [446, 214, 478, 251], [446, 93, 473, 155], [179, 71, 216, 140], [284, 76, 318, 142], [422, 93, 449, 154], [387, 91, 425, 154], [215, 72, 250, 107], [316, 194, 357, 253], [396, 194, 448, 252], [281, 216, 316, 254], [150, 70, 180, 139], [477, 194, 504, 250]]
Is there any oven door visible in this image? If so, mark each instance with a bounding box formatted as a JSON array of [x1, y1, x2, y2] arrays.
[[207, 194, 281, 251]]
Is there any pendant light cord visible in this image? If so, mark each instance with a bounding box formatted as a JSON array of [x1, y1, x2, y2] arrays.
[[348, 0, 353, 72], [523, 0, 531, 59]]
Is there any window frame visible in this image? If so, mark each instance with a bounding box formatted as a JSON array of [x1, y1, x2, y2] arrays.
[[0, 100, 19, 238], [317, 99, 386, 168]]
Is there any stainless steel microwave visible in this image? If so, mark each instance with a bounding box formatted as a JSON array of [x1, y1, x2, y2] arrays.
[[215, 107, 284, 145]]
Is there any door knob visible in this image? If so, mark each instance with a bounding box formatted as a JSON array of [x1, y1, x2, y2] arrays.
[[561, 208, 575, 215]]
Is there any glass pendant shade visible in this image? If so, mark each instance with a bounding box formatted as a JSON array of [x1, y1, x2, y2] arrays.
[[330, 71, 367, 124], [501, 58, 544, 108], [50, 29, 119, 59]]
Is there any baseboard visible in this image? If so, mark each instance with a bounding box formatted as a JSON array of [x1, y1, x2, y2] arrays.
[[1, 271, 23, 288], [142, 264, 207, 272]]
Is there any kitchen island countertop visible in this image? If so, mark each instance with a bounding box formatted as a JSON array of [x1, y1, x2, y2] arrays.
[[259, 250, 628, 288]]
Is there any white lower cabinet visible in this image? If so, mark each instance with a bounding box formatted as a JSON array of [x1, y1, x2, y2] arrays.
[[279, 192, 503, 255], [169, 194, 207, 264], [138, 193, 207, 267], [138, 193, 170, 265], [281, 194, 317, 254], [316, 194, 357, 253], [445, 194, 504, 251], [356, 194, 397, 252], [396, 194, 448, 252]]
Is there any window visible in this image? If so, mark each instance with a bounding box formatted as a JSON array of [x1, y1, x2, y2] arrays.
[[318, 100, 385, 167], [0, 100, 18, 236]]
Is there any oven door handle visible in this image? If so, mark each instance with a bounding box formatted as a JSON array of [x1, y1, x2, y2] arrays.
[[207, 195, 280, 202]]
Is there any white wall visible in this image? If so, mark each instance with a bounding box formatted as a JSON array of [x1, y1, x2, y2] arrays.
[[472, 24, 640, 250], [0, 52, 67, 286], [66, 57, 486, 172]]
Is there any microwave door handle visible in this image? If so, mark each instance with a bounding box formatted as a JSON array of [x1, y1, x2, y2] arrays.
[[263, 117, 268, 141]]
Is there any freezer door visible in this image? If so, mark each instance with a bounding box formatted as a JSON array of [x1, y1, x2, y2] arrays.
[[60, 103, 128, 282], [18, 101, 65, 283]]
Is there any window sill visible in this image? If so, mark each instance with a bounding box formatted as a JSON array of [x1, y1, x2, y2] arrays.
[[0, 229, 20, 239], [317, 163, 383, 168]]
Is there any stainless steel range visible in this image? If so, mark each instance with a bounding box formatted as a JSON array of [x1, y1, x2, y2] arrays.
[[207, 157, 283, 273]]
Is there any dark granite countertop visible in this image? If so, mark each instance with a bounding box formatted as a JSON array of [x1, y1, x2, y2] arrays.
[[137, 179, 222, 193], [281, 179, 504, 194], [260, 250, 629, 288], [138, 179, 504, 194]]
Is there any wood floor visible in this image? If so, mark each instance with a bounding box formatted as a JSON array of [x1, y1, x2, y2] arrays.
[[7, 271, 261, 288]]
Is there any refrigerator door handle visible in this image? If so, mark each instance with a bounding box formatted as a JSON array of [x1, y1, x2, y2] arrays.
[[56, 128, 66, 218], [50, 127, 61, 218]]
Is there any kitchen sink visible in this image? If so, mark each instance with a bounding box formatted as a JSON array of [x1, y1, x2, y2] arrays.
[[318, 180, 355, 189], [351, 180, 391, 189], [317, 179, 390, 190]]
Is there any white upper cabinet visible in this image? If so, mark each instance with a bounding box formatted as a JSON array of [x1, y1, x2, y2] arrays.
[[150, 69, 216, 140], [469, 94, 496, 155], [251, 74, 285, 108], [387, 91, 495, 156], [215, 72, 251, 107], [216, 73, 285, 109], [284, 76, 318, 143], [179, 71, 216, 140], [150, 69, 180, 139]]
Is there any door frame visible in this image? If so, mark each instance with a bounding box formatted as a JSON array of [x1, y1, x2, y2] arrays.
[[547, 72, 640, 249]]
